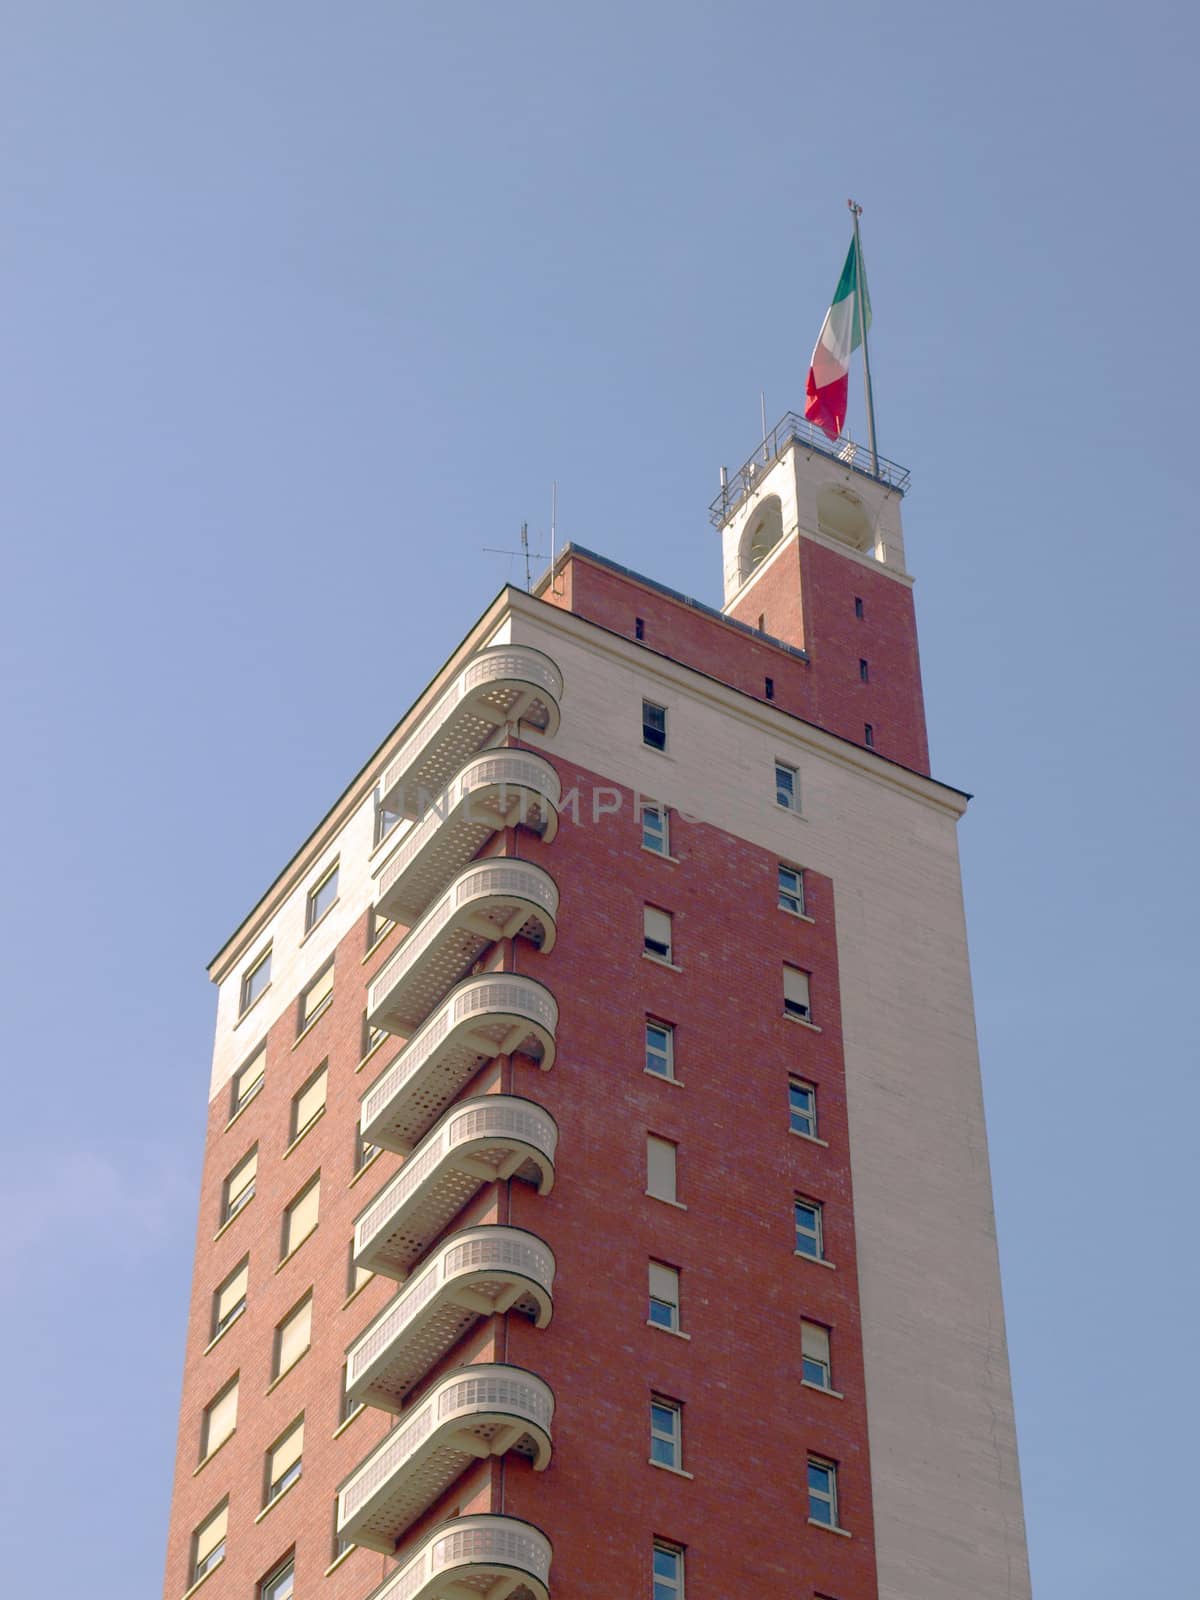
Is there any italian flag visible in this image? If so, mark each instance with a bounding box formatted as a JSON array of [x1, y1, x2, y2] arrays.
[[804, 236, 871, 442]]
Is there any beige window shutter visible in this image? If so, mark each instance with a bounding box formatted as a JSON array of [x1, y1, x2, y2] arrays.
[[649, 1261, 679, 1305], [195, 1504, 227, 1566], [277, 1299, 311, 1372], [647, 1136, 677, 1201], [294, 1069, 327, 1134], [801, 1321, 831, 1365], [284, 1179, 320, 1254], [215, 1262, 248, 1325], [204, 1380, 238, 1455]]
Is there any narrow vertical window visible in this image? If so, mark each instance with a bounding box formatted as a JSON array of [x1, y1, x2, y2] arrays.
[[298, 960, 334, 1032], [794, 1197, 825, 1260], [864, 723, 875, 748], [281, 1175, 320, 1259], [212, 1258, 249, 1339], [240, 946, 272, 1015], [757, 612, 766, 631], [643, 906, 674, 963], [305, 860, 339, 930], [854, 596, 864, 619], [260, 1556, 295, 1600], [859, 658, 869, 683], [646, 1135, 678, 1204], [200, 1376, 239, 1461], [273, 1294, 313, 1379], [635, 616, 645, 640], [347, 1238, 374, 1297], [649, 1262, 681, 1331], [362, 1008, 388, 1059], [221, 1147, 258, 1225], [775, 761, 799, 811], [783, 965, 812, 1021], [230, 1044, 265, 1117], [191, 1502, 228, 1584], [367, 904, 395, 951], [643, 699, 667, 750], [807, 1456, 840, 1526], [641, 803, 670, 856], [778, 864, 806, 915], [645, 1020, 675, 1080], [802, 1321, 833, 1390], [765, 675, 775, 699], [788, 1078, 817, 1139], [265, 1415, 304, 1504], [290, 1066, 327, 1142], [650, 1397, 682, 1469], [653, 1543, 685, 1600]]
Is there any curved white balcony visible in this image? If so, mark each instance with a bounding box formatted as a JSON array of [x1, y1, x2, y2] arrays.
[[354, 1096, 558, 1280], [347, 1226, 555, 1413], [368, 861, 558, 1037], [375, 751, 561, 926], [361, 976, 557, 1156], [337, 1364, 554, 1554], [369, 1515, 552, 1600], [378, 645, 563, 820]]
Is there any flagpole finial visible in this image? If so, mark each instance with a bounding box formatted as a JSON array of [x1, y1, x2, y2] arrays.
[[847, 198, 863, 217]]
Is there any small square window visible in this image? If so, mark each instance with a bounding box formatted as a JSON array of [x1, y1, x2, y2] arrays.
[[635, 616, 645, 640], [212, 1258, 249, 1340], [859, 658, 870, 683], [808, 1456, 839, 1526], [647, 1135, 678, 1204], [239, 946, 272, 1016], [221, 1147, 257, 1225], [650, 1396, 682, 1469], [298, 960, 334, 1033], [765, 675, 775, 700], [649, 1261, 680, 1332], [854, 596, 864, 619], [775, 761, 799, 811], [305, 861, 339, 931], [191, 1501, 228, 1585], [783, 964, 812, 1021], [794, 1197, 824, 1260], [778, 864, 806, 916], [265, 1415, 304, 1505], [230, 1045, 265, 1118], [864, 723, 875, 748], [802, 1320, 832, 1390], [788, 1078, 817, 1139], [291, 1066, 327, 1142], [200, 1376, 239, 1461], [260, 1553, 295, 1600], [644, 906, 673, 963], [281, 1175, 320, 1259], [642, 803, 670, 856], [273, 1293, 312, 1379], [645, 1020, 675, 1080], [653, 1542, 685, 1600], [643, 700, 667, 751]]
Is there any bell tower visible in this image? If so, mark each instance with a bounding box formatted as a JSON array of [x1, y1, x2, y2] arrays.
[[713, 413, 930, 774]]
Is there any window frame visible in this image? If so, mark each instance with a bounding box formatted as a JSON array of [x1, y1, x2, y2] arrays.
[[794, 1196, 825, 1260], [230, 1044, 265, 1118], [239, 946, 272, 1016], [643, 905, 673, 963], [642, 699, 668, 751], [212, 1257, 249, 1341], [641, 801, 670, 856], [297, 959, 335, 1034], [347, 1238, 373, 1298], [645, 1019, 676, 1081], [646, 1135, 678, 1204], [305, 860, 340, 932], [778, 863, 806, 916], [783, 964, 812, 1022], [807, 1455, 840, 1527], [341, 1358, 365, 1423], [648, 1260, 681, 1332], [801, 1320, 833, 1391], [653, 1541, 685, 1600], [290, 1064, 328, 1143], [191, 1501, 229, 1585], [221, 1145, 258, 1226], [272, 1292, 313, 1380], [775, 760, 799, 812], [264, 1415, 304, 1506], [200, 1374, 239, 1461], [650, 1395, 683, 1469], [788, 1078, 817, 1139], [366, 904, 395, 952], [259, 1552, 296, 1600], [281, 1173, 321, 1260]]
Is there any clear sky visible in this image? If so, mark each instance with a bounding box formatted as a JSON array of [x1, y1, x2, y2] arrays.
[[1, 3, 1196, 1594]]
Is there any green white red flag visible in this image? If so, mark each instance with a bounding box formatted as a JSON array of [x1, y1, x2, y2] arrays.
[[805, 235, 871, 443]]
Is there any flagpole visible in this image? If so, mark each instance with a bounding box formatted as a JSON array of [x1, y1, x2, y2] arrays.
[[847, 198, 879, 478]]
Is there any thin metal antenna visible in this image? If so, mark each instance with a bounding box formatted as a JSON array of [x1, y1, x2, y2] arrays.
[[760, 390, 769, 463], [482, 521, 548, 593], [550, 481, 558, 594]]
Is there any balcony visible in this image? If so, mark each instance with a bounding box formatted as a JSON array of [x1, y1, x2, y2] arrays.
[[337, 1364, 554, 1554], [378, 645, 563, 819], [347, 1226, 555, 1413], [368, 1515, 552, 1600], [368, 861, 558, 1037], [361, 975, 558, 1156], [354, 1095, 558, 1280], [375, 751, 561, 926]]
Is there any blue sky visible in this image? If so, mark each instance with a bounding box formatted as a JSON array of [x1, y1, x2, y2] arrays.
[[1, 3, 1196, 1593]]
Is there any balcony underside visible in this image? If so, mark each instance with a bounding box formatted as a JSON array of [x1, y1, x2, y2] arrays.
[[378, 645, 563, 820], [361, 976, 557, 1157], [368, 862, 558, 1038], [354, 1095, 558, 1281], [376, 751, 561, 926], [370, 1516, 552, 1600], [338, 1365, 554, 1555], [348, 1225, 555, 1413]]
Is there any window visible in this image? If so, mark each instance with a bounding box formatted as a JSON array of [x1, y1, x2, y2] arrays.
[[265, 1416, 304, 1504], [784, 965, 812, 1021], [653, 1543, 685, 1600], [854, 595, 864, 618], [273, 1293, 312, 1379], [260, 1553, 295, 1600], [306, 861, 339, 932], [794, 1197, 824, 1260], [200, 1376, 238, 1460], [367, 905, 394, 951], [298, 961, 334, 1032], [362, 1009, 388, 1059], [644, 906, 673, 962], [765, 675, 775, 700], [635, 616, 645, 640], [645, 1019, 675, 1080], [341, 1360, 365, 1423], [778, 864, 806, 916], [282, 1176, 320, 1258], [221, 1147, 257, 1225], [641, 802, 670, 856], [808, 1456, 839, 1527], [864, 723, 875, 748], [240, 947, 272, 1015], [647, 1135, 678, 1204], [291, 1066, 327, 1142], [212, 1258, 249, 1339], [757, 612, 766, 631], [374, 797, 403, 846], [775, 760, 799, 811], [354, 1124, 380, 1175], [230, 1044, 265, 1117], [859, 658, 869, 683], [802, 1321, 832, 1390], [650, 1397, 682, 1469], [649, 1261, 680, 1332], [347, 1239, 373, 1298], [788, 1078, 817, 1139], [191, 1501, 228, 1584], [643, 699, 667, 751]]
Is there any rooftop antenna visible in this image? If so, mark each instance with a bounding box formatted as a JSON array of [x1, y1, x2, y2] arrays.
[[550, 480, 562, 595], [483, 522, 547, 592]]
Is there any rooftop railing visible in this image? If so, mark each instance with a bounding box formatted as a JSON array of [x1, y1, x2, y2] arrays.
[[709, 410, 910, 527]]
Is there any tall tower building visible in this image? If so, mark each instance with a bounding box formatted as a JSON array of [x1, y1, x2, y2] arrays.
[[164, 414, 1030, 1600]]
